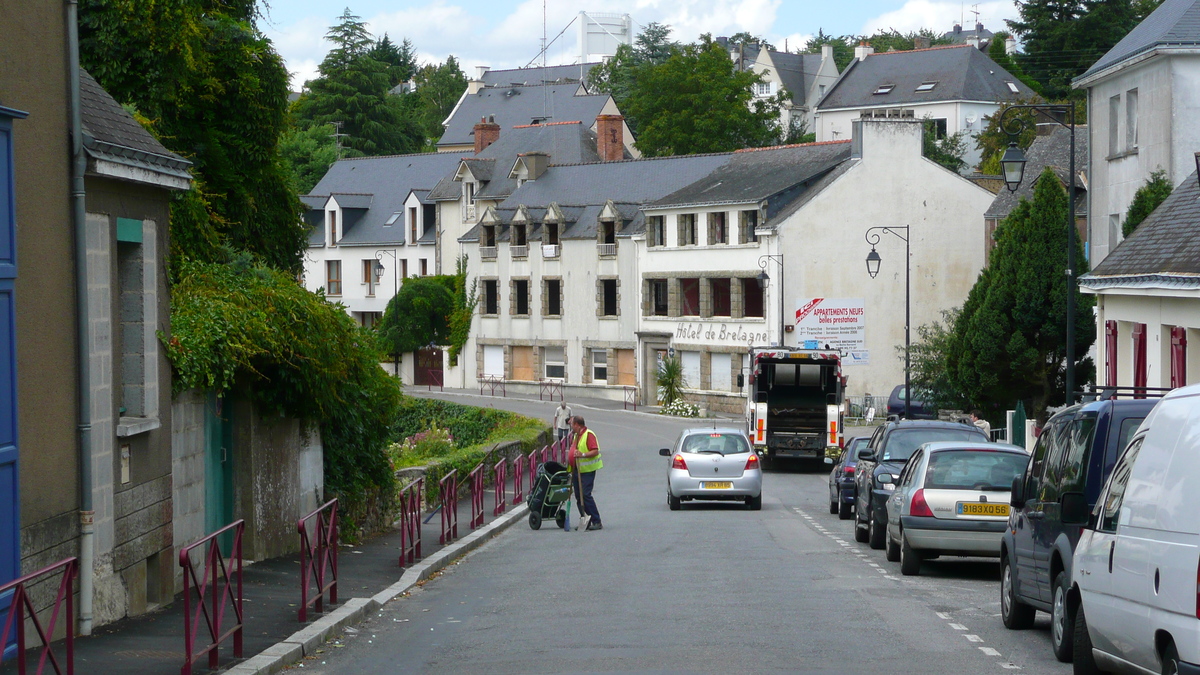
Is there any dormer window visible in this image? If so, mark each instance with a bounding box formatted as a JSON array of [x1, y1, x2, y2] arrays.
[[873, 84, 895, 95], [915, 81, 937, 92], [544, 222, 559, 246], [384, 212, 401, 226], [329, 210, 338, 247], [483, 225, 497, 247], [600, 221, 616, 245], [513, 224, 527, 247], [754, 82, 773, 97]]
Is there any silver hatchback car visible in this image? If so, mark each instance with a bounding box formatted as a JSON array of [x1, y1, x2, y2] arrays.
[[660, 427, 762, 510], [883, 441, 1028, 575]]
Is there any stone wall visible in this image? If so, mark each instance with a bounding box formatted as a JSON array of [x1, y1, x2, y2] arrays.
[[171, 390, 207, 592]]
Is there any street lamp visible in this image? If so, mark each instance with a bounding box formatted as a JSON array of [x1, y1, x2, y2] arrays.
[[757, 254, 786, 346], [998, 103, 1078, 403], [864, 226, 910, 419], [375, 249, 401, 376]]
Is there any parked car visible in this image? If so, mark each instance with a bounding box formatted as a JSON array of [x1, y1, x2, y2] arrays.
[[854, 420, 989, 549], [1071, 383, 1200, 675], [886, 384, 937, 420], [883, 441, 1029, 575], [829, 437, 867, 520], [660, 427, 762, 510], [999, 397, 1159, 664]]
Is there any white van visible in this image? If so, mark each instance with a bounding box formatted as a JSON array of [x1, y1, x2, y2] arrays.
[[1072, 383, 1200, 675]]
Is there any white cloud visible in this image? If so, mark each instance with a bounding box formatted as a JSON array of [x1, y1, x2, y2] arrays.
[[861, 0, 1018, 36]]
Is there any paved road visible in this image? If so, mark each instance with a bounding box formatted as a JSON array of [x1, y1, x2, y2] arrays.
[[304, 395, 1068, 674]]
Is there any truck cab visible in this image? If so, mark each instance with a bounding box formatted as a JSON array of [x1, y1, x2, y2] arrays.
[[745, 347, 843, 466]]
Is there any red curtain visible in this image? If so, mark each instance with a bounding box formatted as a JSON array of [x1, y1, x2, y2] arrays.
[[1171, 326, 1187, 389]]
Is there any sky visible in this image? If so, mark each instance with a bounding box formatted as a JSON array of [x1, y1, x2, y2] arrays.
[[261, 0, 1022, 90]]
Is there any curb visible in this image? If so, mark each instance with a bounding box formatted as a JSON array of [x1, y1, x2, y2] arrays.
[[221, 503, 530, 674]]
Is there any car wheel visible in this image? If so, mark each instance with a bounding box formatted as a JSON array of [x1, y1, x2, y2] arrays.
[[868, 511, 886, 549], [529, 511, 542, 530], [1072, 602, 1108, 675], [1051, 571, 1075, 662], [1163, 642, 1180, 675], [885, 529, 900, 562], [829, 497, 838, 514], [838, 500, 853, 520], [853, 503, 870, 542], [668, 489, 681, 511], [748, 493, 762, 511], [1001, 555, 1036, 630], [899, 531, 921, 576]]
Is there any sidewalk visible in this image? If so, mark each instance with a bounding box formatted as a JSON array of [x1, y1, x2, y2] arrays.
[[3, 448, 540, 675]]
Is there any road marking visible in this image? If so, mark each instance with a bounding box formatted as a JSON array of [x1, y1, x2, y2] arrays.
[[948, 623, 967, 630], [935, 612, 951, 619], [999, 663, 1022, 670], [979, 647, 1001, 656], [964, 635, 983, 643]]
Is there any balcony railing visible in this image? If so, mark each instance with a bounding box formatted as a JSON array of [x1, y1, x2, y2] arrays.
[[541, 244, 560, 258], [510, 245, 528, 259], [480, 246, 497, 260], [597, 242, 617, 257]]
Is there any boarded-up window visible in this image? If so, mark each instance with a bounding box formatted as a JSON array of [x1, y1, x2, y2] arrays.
[[711, 353, 732, 391], [742, 278, 764, 317], [616, 349, 636, 386], [681, 278, 700, 316], [681, 351, 701, 389], [483, 345, 504, 377], [512, 346, 534, 381]]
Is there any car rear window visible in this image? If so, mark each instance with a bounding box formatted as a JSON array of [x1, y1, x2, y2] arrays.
[[682, 433, 750, 455], [924, 450, 1027, 491], [881, 428, 986, 461]]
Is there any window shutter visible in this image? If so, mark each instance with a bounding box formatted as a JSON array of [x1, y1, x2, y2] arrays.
[[1132, 322, 1147, 395], [1171, 326, 1187, 388], [1105, 320, 1118, 387]]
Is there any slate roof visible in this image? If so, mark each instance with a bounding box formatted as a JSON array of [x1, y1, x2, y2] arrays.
[[1080, 170, 1200, 286], [817, 44, 1035, 110], [437, 84, 610, 148], [79, 68, 192, 185], [649, 141, 852, 219], [427, 121, 604, 202], [480, 63, 598, 87], [985, 127, 1089, 219], [942, 22, 994, 44], [767, 51, 825, 101], [1077, 0, 1200, 81], [304, 152, 462, 247]]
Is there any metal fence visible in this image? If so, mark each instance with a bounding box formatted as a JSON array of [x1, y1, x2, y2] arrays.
[[180, 520, 244, 675], [0, 557, 78, 675], [844, 395, 889, 425], [297, 499, 338, 623]]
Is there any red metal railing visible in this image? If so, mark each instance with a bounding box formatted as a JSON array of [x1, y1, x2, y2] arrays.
[[624, 385, 639, 411], [511, 456, 525, 504], [0, 557, 78, 675], [526, 449, 539, 494], [538, 379, 563, 401], [427, 369, 444, 392], [438, 470, 459, 545], [493, 458, 508, 516], [180, 520, 244, 675], [480, 375, 506, 397], [467, 464, 485, 530], [398, 477, 422, 567], [297, 499, 338, 622]]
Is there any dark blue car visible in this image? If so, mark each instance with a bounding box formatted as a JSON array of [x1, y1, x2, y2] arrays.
[[886, 385, 937, 419], [828, 437, 867, 520]]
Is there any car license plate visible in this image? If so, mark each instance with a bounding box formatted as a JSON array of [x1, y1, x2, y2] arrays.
[[703, 481, 733, 490], [957, 502, 1009, 516]]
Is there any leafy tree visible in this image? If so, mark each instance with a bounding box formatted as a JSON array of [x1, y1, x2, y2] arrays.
[[781, 115, 815, 145], [804, 28, 952, 70], [1008, 0, 1140, 99], [1123, 169, 1173, 237], [803, 30, 856, 70], [728, 32, 776, 51], [278, 123, 361, 195], [445, 255, 478, 367], [988, 31, 1042, 94], [947, 167, 1095, 419], [292, 10, 424, 157], [79, 0, 306, 273], [923, 118, 969, 172], [623, 38, 783, 156], [377, 276, 455, 359], [369, 34, 417, 88], [906, 309, 970, 412], [586, 22, 677, 134], [404, 56, 468, 147]]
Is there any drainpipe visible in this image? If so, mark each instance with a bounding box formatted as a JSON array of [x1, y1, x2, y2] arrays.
[[66, 0, 95, 635]]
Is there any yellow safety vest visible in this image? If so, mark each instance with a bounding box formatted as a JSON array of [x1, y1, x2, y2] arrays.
[[575, 429, 603, 473]]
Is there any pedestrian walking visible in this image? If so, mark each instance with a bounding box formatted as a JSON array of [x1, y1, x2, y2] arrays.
[[970, 409, 991, 438], [553, 401, 573, 442], [568, 416, 603, 531]]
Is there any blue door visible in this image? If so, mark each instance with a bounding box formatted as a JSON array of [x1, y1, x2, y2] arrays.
[[0, 106, 27, 656]]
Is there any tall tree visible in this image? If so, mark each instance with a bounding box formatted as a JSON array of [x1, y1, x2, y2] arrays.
[[79, 0, 306, 272], [947, 167, 1096, 419], [278, 124, 361, 195], [403, 56, 468, 147], [292, 10, 424, 157], [1008, 0, 1140, 99], [369, 34, 417, 88], [804, 28, 953, 70], [622, 38, 783, 156], [1122, 169, 1173, 236], [587, 22, 677, 135], [987, 31, 1042, 94]]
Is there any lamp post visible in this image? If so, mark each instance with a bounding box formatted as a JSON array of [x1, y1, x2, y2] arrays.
[[375, 249, 400, 376], [757, 254, 786, 346], [864, 226, 910, 419], [997, 103, 1078, 403]]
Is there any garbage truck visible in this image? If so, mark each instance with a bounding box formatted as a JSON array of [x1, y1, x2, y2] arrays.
[[741, 347, 844, 466]]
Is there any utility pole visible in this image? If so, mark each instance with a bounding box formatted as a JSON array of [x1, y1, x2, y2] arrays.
[[330, 120, 349, 159]]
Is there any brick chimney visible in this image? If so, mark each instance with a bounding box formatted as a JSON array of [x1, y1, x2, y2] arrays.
[[596, 114, 625, 161], [473, 115, 500, 154]]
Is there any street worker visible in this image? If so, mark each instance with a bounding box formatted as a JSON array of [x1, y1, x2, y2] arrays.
[[553, 400, 573, 442], [970, 409, 991, 438], [569, 416, 603, 531]]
